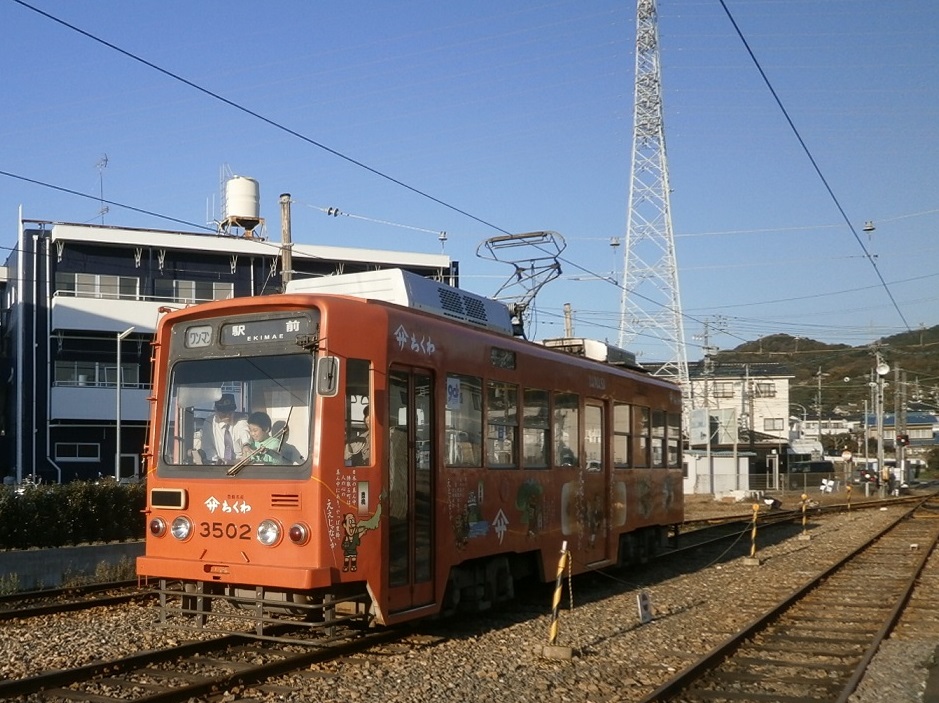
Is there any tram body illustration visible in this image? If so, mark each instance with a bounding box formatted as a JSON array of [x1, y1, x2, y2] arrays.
[[137, 270, 683, 633]]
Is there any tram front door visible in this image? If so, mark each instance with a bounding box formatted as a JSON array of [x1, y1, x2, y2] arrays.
[[387, 367, 434, 612]]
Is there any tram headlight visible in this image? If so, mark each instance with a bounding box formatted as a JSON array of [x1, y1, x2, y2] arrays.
[[148, 517, 167, 537], [288, 522, 310, 546], [170, 516, 193, 541], [257, 519, 282, 547]]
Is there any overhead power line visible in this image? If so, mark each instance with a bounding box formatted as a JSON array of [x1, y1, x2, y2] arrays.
[[718, 0, 911, 333], [11, 0, 510, 237], [0, 169, 214, 232]]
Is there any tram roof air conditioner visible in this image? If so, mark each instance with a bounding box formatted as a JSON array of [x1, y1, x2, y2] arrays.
[[541, 337, 640, 368], [285, 269, 515, 336]]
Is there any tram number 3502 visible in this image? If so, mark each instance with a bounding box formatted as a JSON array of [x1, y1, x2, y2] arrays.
[[199, 522, 252, 540]]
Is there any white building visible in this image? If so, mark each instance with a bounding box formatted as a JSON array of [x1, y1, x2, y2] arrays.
[[687, 361, 793, 444], [0, 212, 455, 483]]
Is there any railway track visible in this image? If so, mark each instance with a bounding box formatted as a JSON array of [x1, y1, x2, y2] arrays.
[[0, 623, 402, 702], [1, 494, 933, 701], [671, 493, 929, 555], [639, 496, 939, 703], [0, 581, 155, 622]]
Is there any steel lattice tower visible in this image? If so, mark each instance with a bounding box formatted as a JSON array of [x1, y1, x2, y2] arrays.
[[618, 0, 689, 391]]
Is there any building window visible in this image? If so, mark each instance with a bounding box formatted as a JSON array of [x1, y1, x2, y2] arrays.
[[763, 417, 785, 432], [754, 382, 776, 398], [713, 382, 734, 398], [54, 361, 140, 388], [56, 272, 139, 300], [154, 279, 234, 304], [55, 442, 101, 462]]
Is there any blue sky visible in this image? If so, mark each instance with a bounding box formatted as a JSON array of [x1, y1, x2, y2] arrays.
[[2, 0, 937, 362]]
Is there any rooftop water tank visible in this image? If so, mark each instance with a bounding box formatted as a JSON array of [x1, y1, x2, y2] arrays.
[[224, 176, 261, 230]]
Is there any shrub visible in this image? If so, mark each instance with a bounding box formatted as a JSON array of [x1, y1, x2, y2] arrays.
[[0, 481, 146, 550]]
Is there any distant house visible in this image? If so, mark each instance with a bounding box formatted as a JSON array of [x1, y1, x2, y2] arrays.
[[0, 218, 455, 483], [864, 413, 938, 448], [686, 361, 793, 444], [798, 416, 851, 442]]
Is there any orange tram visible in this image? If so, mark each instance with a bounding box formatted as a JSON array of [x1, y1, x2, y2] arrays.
[[137, 270, 683, 637]]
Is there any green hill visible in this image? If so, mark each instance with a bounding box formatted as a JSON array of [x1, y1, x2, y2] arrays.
[[710, 326, 939, 418]]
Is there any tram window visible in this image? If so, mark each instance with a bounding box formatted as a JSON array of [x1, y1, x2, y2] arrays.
[[444, 374, 482, 467], [162, 354, 312, 470], [344, 359, 372, 467], [522, 388, 549, 469], [652, 409, 666, 467], [584, 404, 604, 472], [553, 392, 579, 467], [613, 403, 631, 468], [667, 412, 681, 467], [636, 406, 651, 467], [486, 381, 518, 469]]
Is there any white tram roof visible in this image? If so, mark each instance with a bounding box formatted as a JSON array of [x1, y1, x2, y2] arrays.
[[285, 268, 515, 336]]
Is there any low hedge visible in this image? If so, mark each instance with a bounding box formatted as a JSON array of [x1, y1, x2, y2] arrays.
[[0, 482, 146, 549]]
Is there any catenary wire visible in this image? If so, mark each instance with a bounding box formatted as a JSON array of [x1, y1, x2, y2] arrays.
[[7, 0, 925, 347], [10, 0, 511, 238], [717, 0, 911, 332]]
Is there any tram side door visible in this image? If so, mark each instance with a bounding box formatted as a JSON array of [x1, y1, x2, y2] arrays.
[[387, 367, 435, 611], [582, 402, 610, 566]]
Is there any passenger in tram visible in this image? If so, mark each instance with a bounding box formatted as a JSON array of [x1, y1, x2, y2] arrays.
[[344, 405, 371, 467], [244, 411, 285, 464], [200, 393, 250, 464]]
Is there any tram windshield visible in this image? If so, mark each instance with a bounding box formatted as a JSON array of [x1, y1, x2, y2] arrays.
[[162, 354, 314, 470]]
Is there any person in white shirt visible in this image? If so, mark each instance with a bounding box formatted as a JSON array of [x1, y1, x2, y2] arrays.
[[199, 393, 250, 464]]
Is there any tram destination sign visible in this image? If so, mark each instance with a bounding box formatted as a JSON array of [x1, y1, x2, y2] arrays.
[[219, 316, 312, 346]]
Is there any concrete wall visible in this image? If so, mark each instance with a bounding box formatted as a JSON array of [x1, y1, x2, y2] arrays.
[[0, 541, 144, 591]]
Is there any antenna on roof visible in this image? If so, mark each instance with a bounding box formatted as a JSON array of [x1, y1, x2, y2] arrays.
[[96, 154, 109, 224]]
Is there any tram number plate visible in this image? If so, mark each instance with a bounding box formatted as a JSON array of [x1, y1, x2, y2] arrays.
[[199, 522, 251, 540]]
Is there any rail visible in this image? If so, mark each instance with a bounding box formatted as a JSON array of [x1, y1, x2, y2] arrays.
[[639, 496, 939, 702]]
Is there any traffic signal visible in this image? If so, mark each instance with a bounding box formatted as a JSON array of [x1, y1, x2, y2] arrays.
[[896, 433, 910, 447]]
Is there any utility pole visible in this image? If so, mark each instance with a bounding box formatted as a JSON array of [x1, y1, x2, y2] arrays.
[[896, 366, 907, 484], [698, 320, 717, 495], [875, 354, 890, 497], [279, 193, 293, 288], [816, 365, 823, 454]]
